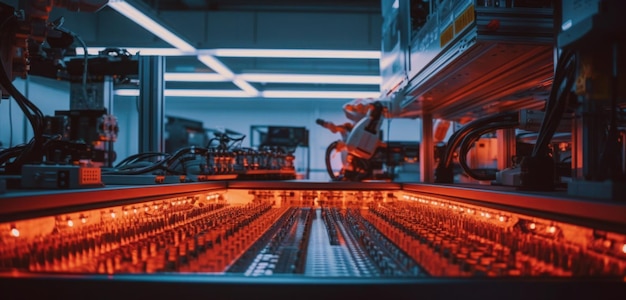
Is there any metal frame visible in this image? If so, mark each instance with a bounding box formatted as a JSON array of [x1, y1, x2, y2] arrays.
[[138, 56, 165, 154]]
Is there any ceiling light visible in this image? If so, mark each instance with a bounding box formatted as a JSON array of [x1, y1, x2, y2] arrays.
[[107, 0, 196, 53], [238, 74, 381, 85], [233, 78, 259, 96], [114, 89, 251, 97], [261, 91, 381, 99], [197, 54, 235, 79], [210, 49, 381, 59], [115, 89, 380, 99], [115, 89, 140, 96], [165, 89, 251, 97], [164, 73, 225, 82]]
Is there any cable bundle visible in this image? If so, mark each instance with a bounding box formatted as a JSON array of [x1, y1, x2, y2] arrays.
[[435, 112, 519, 183]]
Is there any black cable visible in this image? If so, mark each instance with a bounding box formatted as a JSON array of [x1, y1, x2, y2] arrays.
[[458, 122, 519, 181], [325, 140, 342, 181], [531, 50, 576, 158], [598, 42, 623, 180], [8, 94, 12, 147], [114, 152, 169, 168], [0, 14, 46, 172], [440, 112, 518, 169], [107, 147, 211, 175]]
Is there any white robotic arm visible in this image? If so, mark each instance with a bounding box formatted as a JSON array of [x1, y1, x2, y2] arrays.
[[343, 101, 386, 160]]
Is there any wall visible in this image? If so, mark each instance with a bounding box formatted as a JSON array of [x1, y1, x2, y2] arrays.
[[112, 95, 421, 181], [0, 77, 70, 149], [1, 79, 421, 181]]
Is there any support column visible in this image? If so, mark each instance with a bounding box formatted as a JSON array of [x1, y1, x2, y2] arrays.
[[496, 128, 516, 171], [420, 113, 434, 183], [138, 56, 165, 153]]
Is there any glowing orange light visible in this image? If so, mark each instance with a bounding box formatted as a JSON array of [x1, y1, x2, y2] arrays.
[[154, 205, 158, 210], [485, 213, 491, 219], [81, 217, 87, 224], [124, 210, 128, 216], [10, 228, 19, 237], [621, 244, 626, 254], [603, 240, 612, 248], [548, 226, 556, 234], [110, 212, 116, 219], [134, 208, 138, 214], [529, 223, 536, 230], [145, 207, 149, 212], [499, 216, 505, 222], [67, 219, 74, 227]]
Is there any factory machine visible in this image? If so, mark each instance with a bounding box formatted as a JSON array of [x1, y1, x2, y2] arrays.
[[1, 0, 626, 299]]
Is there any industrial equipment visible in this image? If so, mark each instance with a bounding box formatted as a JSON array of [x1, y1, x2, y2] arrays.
[[1, 181, 625, 299], [1, 0, 626, 298], [164, 116, 209, 153]]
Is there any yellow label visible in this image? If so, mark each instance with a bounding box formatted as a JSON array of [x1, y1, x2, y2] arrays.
[[440, 25, 454, 47], [454, 4, 475, 35]]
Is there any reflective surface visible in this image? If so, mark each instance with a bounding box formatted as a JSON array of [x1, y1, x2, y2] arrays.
[[2, 187, 624, 278]]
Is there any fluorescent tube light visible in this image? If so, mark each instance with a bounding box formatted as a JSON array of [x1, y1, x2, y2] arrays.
[[210, 49, 381, 59], [261, 91, 381, 99], [233, 78, 259, 96], [115, 89, 141, 96], [197, 54, 236, 79], [114, 89, 251, 97], [165, 73, 226, 82], [165, 89, 251, 97], [238, 74, 381, 85], [115, 89, 380, 99], [107, 1, 196, 53]]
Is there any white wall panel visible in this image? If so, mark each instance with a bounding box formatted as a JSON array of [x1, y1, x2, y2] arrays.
[[0, 77, 70, 148]]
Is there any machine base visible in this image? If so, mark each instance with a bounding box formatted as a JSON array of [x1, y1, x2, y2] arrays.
[[567, 179, 626, 201]]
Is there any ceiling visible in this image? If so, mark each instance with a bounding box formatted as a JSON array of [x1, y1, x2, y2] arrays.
[[59, 0, 384, 100], [138, 0, 381, 13]]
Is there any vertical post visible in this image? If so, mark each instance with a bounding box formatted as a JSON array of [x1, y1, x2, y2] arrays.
[[138, 56, 165, 153], [496, 128, 516, 171], [103, 76, 114, 112], [103, 76, 115, 167], [420, 113, 434, 183]]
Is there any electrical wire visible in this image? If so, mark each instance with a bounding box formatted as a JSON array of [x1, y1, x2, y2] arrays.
[[8, 95, 12, 147], [531, 50, 576, 158], [457, 121, 519, 181], [114, 152, 169, 168], [106, 147, 211, 175], [598, 42, 623, 180], [439, 112, 518, 169], [0, 14, 47, 172], [325, 140, 342, 181], [73, 33, 89, 104]]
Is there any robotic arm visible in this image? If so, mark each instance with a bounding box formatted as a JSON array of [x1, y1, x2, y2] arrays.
[[344, 101, 386, 160], [317, 98, 393, 181]]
